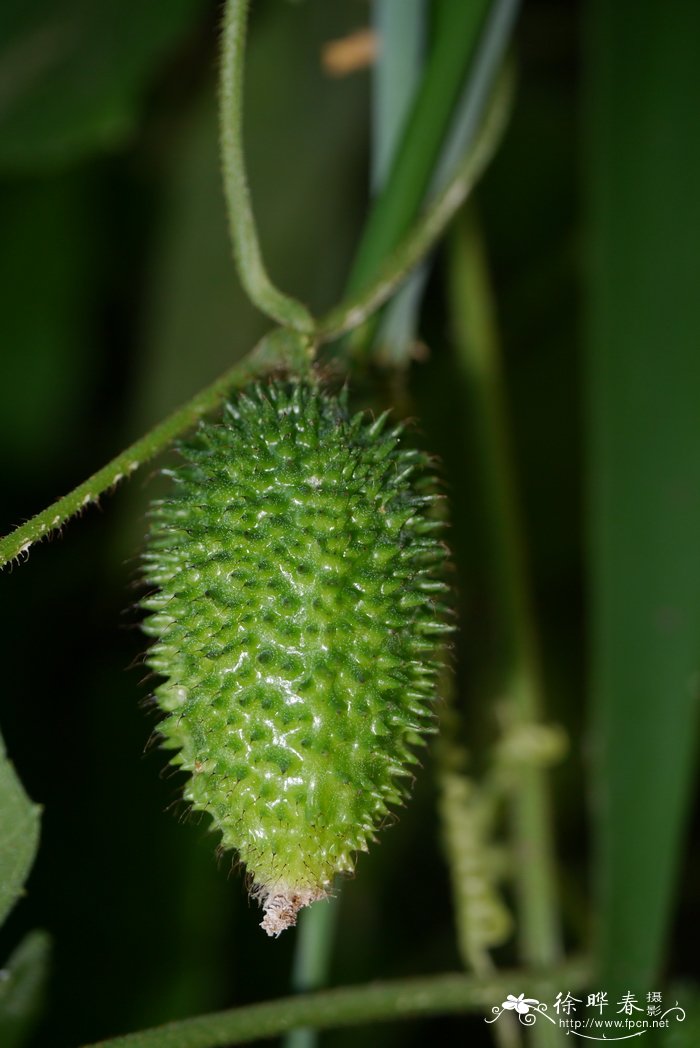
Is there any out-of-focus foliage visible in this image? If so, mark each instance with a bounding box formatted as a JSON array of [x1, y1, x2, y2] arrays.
[[0, 174, 99, 465], [0, 0, 202, 170], [0, 723, 44, 1048], [0, 736, 40, 928], [586, 0, 700, 995], [0, 931, 50, 1048]]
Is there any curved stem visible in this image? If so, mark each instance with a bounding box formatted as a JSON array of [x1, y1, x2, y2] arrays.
[[219, 0, 315, 334], [317, 67, 512, 346], [82, 961, 590, 1048], [0, 329, 312, 571]]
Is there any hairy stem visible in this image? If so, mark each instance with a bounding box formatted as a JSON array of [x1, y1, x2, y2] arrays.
[[0, 329, 312, 571], [83, 961, 590, 1048], [448, 212, 563, 1048], [219, 0, 315, 333]]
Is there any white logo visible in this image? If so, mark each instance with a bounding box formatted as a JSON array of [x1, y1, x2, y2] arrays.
[[485, 990, 686, 1041]]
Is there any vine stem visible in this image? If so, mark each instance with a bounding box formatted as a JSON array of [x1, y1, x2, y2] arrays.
[[0, 329, 311, 571], [219, 0, 315, 334], [448, 211, 564, 1048], [82, 962, 590, 1048]]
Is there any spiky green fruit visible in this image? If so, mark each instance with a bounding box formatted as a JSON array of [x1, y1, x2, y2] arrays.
[[141, 381, 450, 934]]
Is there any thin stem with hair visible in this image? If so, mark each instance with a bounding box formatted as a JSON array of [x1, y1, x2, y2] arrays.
[[219, 0, 315, 334]]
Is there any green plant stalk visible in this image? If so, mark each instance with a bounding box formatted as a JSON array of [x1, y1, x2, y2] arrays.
[[290, 901, 338, 994], [284, 899, 339, 1048], [0, 329, 312, 571], [448, 213, 562, 1046], [345, 0, 492, 299], [83, 961, 590, 1048], [219, 0, 315, 334]]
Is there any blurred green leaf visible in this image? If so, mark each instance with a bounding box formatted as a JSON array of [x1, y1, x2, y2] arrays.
[[0, 171, 99, 465], [0, 733, 40, 928], [586, 0, 700, 991], [0, 930, 50, 1048], [0, 0, 202, 170]]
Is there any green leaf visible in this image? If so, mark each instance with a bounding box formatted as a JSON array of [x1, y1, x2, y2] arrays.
[[0, 734, 41, 927], [0, 0, 202, 171], [0, 931, 51, 1048], [586, 0, 700, 991]]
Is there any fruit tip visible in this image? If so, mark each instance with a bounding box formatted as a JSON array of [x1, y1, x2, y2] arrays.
[[259, 884, 329, 937]]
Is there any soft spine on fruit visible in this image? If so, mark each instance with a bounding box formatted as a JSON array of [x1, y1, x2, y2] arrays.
[[141, 381, 451, 934]]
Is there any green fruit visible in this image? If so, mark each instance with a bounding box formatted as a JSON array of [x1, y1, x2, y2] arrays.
[[141, 381, 450, 934]]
